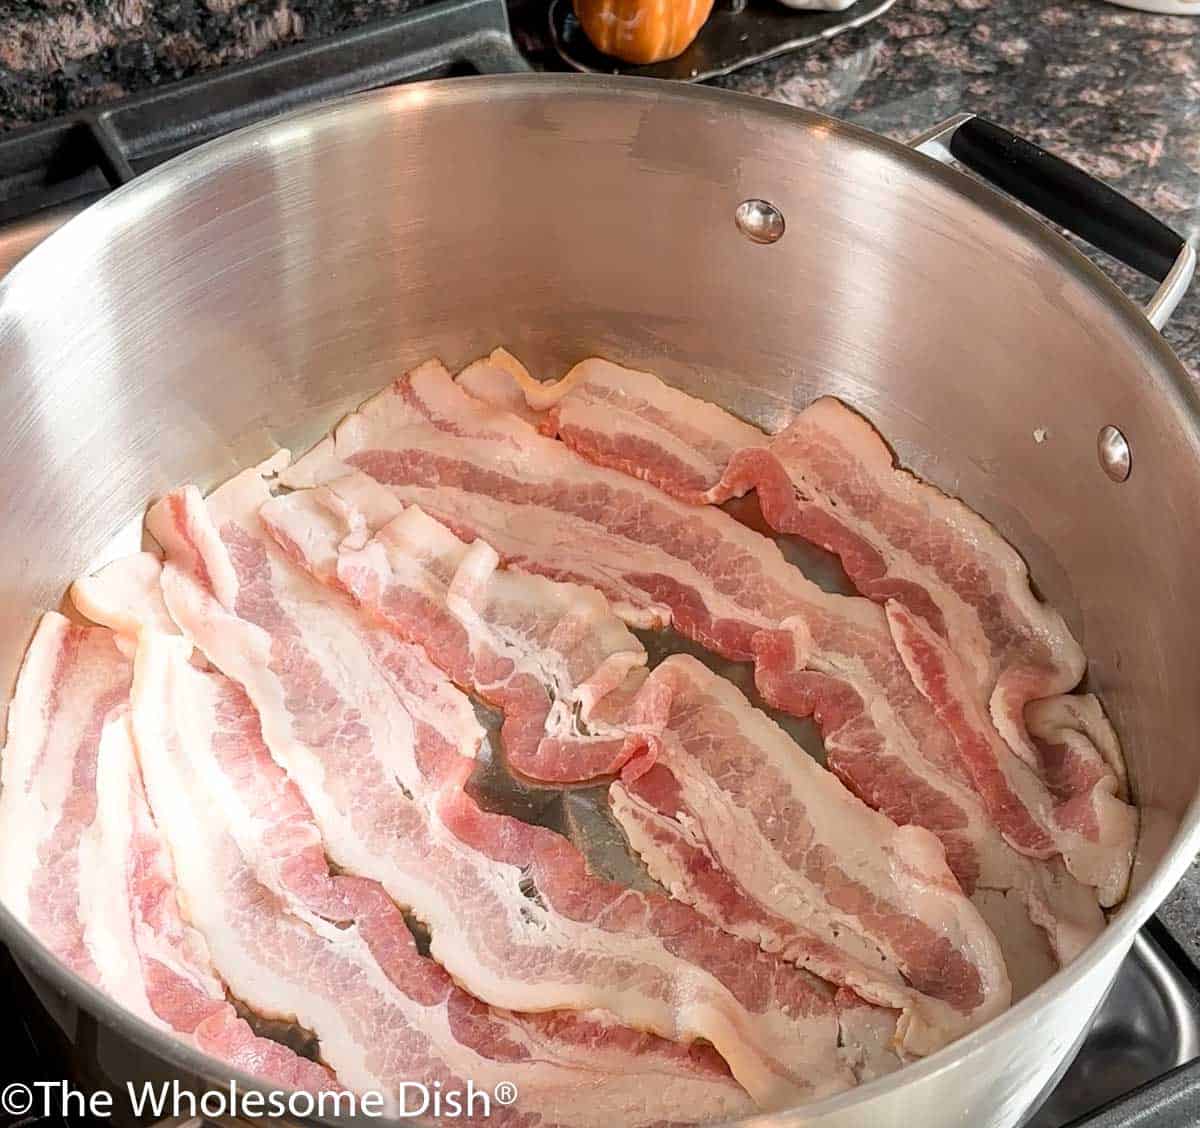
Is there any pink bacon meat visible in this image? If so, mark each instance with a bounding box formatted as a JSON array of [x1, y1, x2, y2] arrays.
[[455, 352, 769, 498], [260, 477, 1014, 1046], [614, 655, 1009, 1051], [282, 354, 1094, 972], [123, 624, 749, 1125], [0, 617, 130, 984], [751, 627, 1105, 973], [886, 603, 1133, 906], [498, 355, 1135, 906], [142, 459, 881, 1107], [265, 476, 1098, 993], [260, 476, 645, 783], [0, 614, 336, 1093]]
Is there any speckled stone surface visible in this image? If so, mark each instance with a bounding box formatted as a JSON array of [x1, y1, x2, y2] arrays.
[[0, 1, 428, 126], [1159, 862, 1200, 967], [2, 0, 1199, 959]]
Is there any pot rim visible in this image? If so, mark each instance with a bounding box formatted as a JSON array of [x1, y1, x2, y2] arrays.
[[2, 73, 1198, 1125]]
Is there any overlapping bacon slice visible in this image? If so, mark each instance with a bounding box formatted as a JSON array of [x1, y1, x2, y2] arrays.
[[132, 459, 888, 1107], [280, 357, 1030, 1037], [261, 476, 644, 784], [261, 474, 1007, 1051], [487, 355, 1135, 906], [0, 614, 338, 1093]]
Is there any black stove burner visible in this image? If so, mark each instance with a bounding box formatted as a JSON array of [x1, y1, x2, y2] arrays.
[[2, 943, 111, 1128], [0, 7, 1199, 1125]]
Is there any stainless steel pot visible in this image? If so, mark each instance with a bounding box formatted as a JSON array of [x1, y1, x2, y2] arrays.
[[1, 75, 1198, 1128]]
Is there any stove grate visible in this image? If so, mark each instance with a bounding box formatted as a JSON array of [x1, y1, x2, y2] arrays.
[[0, 0, 528, 231]]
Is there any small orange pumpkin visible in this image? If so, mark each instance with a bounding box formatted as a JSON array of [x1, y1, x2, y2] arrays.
[[573, 0, 716, 64]]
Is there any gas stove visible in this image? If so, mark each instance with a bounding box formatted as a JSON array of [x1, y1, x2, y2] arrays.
[[1, 5, 1199, 1126], [0, 0, 529, 278]]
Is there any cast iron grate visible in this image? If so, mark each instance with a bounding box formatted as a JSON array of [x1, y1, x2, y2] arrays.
[[0, 0, 529, 228]]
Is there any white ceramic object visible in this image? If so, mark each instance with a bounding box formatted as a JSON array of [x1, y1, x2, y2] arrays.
[[1105, 0, 1197, 12], [775, 0, 856, 11]]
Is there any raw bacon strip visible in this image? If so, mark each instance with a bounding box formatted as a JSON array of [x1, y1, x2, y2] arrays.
[[98, 705, 341, 1092], [620, 759, 1062, 1007], [280, 357, 1073, 984], [258, 484, 1056, 1032], [451, 362, 1132, 907], [129, 628, 751, 1125], [144, 463, 872, 1108], [496, 358, 1134, 902], [279, 359, 812, 645], [0, 615, 130, 982], [886, 604, 1134, 907], [742, 401, 1112, 782], [0, 613, 335, 1092], [260, 477, 646, 783], [456, 352, 769, 500], [608, 790, 900, 1080], [751, 627, 1105, 968], [610, 655, 1008, 1053]]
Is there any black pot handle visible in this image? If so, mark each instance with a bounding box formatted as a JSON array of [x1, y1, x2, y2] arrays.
[[910, 113, 1195, 330], [1065, 1057, 1200, 1127]]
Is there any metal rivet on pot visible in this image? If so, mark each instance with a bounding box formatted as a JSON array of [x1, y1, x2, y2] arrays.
[[735, 199, 785, 245], [1097, 425, 1131, 482]]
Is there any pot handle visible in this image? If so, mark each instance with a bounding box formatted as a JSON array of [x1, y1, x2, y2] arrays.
[[1064, 1057, 1200, 1126], [910, 113, 1195, 331]]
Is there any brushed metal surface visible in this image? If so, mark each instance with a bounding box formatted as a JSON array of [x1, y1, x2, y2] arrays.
[[1, 76, 1199, 1127], [0, 199, 94, 280]]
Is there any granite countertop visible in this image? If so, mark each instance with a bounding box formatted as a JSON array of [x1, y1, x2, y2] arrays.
[[2, 0, 1199, 955]]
